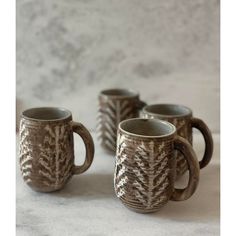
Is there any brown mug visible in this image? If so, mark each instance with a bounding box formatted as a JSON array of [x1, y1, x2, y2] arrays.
[[19, 107, 94, 192], [114, 118, 199, 213], [97, 88, 146, 153], [142, 104, 213, 177]]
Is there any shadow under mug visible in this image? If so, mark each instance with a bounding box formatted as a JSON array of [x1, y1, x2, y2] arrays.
[[114, 118, 200, 213], [19, 107, 94, 192], [141, 104, 213, 177], [97, 88, 146, 153]]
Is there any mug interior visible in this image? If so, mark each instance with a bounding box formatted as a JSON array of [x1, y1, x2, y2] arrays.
[[144, 104, 191, 117], [100, 89, 138, 98], [119, 118, 175, 137], [22, 107, 72, 121]]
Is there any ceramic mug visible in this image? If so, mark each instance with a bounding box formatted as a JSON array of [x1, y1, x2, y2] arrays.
[[19, 107, 94, 192], [97, 88, 146, 153], [141, 104, 213, 177], [114, 118, 199, 213]]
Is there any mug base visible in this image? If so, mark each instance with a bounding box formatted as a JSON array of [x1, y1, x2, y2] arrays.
[[121, 201, 167, 214], [24, 176, 72, 193]]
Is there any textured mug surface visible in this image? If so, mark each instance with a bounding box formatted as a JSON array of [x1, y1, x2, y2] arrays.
[[19, 107, 94, 192], [114, 118, 200, 213], [142, 104, 213, 177], [97, 89, 146, 153]]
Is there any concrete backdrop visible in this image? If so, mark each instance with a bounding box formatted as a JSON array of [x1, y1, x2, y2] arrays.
[[16, 0, 220, 132]]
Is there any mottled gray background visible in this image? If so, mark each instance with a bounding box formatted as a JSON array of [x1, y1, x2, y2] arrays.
[[16, 0, 220, 133]]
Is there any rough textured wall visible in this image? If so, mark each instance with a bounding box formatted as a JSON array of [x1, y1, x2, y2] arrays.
[[16, 0, 220, 132]]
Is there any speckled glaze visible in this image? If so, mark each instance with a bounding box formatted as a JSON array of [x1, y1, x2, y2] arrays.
[[19, 107, 94, 192], [142, 104, 213, 177], [114, 118, 199, 213], [97, 89, 146, 153]]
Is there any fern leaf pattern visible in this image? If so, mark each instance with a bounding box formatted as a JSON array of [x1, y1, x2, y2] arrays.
[[114, 134, 131, 198], [168, 117, 192, 177], [19, 119, 74, 192], [97, 98, 138, 152], [19, 121, 33, 184], [114, 132, 174, 212], [142, 113, 192, 177]]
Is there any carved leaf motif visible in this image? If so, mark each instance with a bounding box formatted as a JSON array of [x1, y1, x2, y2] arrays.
[[37, 125, 73, 188], [20, 121, 73, 190], [19, 121, 33, 184], [170, 118, 189, 177], [133, 141, 170, 209], [114, 135, 130, 198], [97, 99, 135, 151], [115, 136, 171, 211]]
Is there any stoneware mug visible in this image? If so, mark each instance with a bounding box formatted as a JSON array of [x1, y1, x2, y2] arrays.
[[97, 88, 146, 153], [141, 104, 213, 177], [19, 107, 95, 192], [114, 118, 200, 213]]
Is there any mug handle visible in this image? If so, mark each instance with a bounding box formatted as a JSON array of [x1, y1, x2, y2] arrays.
[[191, 117, 214, 169], [171, 136, 200, 201], [137, 100, 147, 110], [71, 121, 95, 175]]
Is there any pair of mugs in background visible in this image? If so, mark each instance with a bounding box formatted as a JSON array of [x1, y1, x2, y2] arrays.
[[19, 88, 213, 214], [98, 88, 213, 213]]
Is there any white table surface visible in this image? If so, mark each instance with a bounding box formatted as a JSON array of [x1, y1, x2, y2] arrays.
[[16, 133, 220, 236]]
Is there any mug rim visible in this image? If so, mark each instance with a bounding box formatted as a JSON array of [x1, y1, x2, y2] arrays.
[[21, 107, 72, 122], [99, 88, 139, 99], [143, 103, 192, 118], [119, 118, 176, 139]]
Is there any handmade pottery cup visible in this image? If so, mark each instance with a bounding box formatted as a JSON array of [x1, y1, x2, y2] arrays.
[[97, 88, 146, 153], [141, 104, 213, 177], [19, 107, 95, 192], [114, 118, 199, 213]]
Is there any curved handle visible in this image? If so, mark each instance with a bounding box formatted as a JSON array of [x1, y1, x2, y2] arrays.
[[191, 117, 214, 169], [71, 121, 94, 175], [136, 100, 147, 110], [171, 136, 200, 201]]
